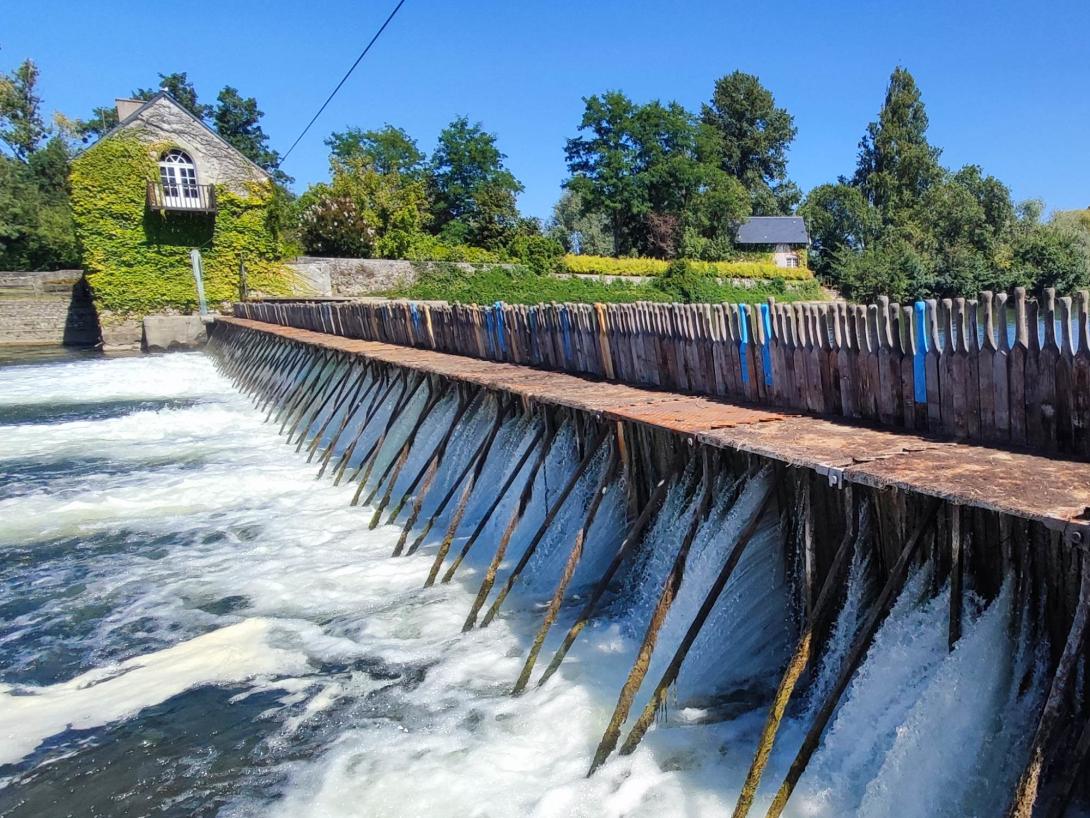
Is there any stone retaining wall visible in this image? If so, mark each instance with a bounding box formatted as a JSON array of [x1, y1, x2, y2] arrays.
[[0, 270, 100, 346]]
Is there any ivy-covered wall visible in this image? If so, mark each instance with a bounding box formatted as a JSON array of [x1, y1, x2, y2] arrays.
[[70, 132, 289, 315]]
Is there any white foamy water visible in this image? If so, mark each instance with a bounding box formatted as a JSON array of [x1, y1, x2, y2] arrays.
[[0, 350, 1045, 817]]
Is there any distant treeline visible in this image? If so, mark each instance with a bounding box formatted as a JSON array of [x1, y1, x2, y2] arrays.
[[2, 59, 1087, 301]]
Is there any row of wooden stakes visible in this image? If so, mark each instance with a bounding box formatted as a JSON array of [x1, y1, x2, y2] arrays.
[[236, 286, 1090, 458]]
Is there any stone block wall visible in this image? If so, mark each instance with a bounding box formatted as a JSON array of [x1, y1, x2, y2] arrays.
[[283, 257, 513, 299], [0, 270, 100, 346]]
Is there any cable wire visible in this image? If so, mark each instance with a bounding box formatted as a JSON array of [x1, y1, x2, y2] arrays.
[[277, 0, 407, 167]]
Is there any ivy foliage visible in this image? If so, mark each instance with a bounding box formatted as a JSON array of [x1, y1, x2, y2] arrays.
[[69, 132, 288, 314]]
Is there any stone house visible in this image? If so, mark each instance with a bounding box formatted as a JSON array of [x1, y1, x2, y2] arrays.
[[69, 92, 286, 349], [735, 216, 810, 268], [108, 93, 271, 210]]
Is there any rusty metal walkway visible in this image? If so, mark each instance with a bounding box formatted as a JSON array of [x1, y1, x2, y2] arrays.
[[218, 316, 1090, 543]]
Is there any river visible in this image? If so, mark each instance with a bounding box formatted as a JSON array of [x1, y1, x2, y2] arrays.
[[0, 350, 1049, 816]]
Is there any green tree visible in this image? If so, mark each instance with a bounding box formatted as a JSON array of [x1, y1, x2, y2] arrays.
[[326, 125, 425, 176], [852, 67, 943, 222], [546, 189, 615, 255], [429, 116, 523, 249], [700, 71, 799, 215], [0, 59, 49, 160], [798, 183, 879, 277], [565, 92, 747, 258], [298, 155, 431, 258], [213, 86, 285, 178]]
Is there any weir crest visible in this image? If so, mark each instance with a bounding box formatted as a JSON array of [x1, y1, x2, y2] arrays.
[[208, 315, 1090, 817]]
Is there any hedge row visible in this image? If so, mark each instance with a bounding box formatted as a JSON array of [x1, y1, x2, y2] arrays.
[[560, 254, 813, 280]]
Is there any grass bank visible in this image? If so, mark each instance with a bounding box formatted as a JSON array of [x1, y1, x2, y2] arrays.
[[387, 263, 823, 305]]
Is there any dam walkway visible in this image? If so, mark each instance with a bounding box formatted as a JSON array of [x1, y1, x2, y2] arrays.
[[218, 316, 1090, 544]]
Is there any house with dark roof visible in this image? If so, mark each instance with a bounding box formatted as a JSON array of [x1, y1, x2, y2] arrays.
[[735, 216, 809, 269]]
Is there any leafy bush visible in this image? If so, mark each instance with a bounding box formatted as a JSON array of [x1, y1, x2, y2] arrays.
[[507, 234, 563, 273], [560, 254, 813, 280]]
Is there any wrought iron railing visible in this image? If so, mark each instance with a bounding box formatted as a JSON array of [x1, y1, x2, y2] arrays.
[[146, 181, 217, 214]]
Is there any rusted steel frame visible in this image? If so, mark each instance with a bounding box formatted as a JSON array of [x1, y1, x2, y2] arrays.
[[948, 504, 964, 650], [446, 412, 558, 593], [309, 363, 375, 463], [255, 341, 306, 409], [763, 497, 941, 818], [263, 343, 316, 417], [280, 351, 347, 436], [363, 384, 448, 524], [536, 457, 682, 689], [286, 354, 355, 444], [245, 335, 288, 396], [407, 399, 512, 562], [618, 470, 778, 757], [331, 368, 404, 485], [225, 329, 267, 385], [315, 370, 382, 475], [460, 415, 578, 629], [480, 423, 614, 628], [297, 358, 369, 452], [732, 486, 858, 818], [228, 331, 269, 387], [588, 451, 717, 776], [512, 442, 622, 693], [1005, 553, 1090, 818], [248, 334, 291, 394], [270, 348, 330, 426], [388, 389, 482, 551], [344, 371, 425, 492], [427, 414, 544, 586], [409, 397, 512, 560]]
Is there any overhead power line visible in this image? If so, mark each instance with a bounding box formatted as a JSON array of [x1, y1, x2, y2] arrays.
[[278, 0, 407, 167]]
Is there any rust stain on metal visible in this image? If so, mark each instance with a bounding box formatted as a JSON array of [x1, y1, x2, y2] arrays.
[[218, 317, 1090, 532]]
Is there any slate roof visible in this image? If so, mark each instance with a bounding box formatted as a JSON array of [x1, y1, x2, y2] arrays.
[[735, 216, 809, 245]]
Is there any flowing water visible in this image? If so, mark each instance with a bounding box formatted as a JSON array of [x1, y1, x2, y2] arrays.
[[0, 350, 1048, 816]]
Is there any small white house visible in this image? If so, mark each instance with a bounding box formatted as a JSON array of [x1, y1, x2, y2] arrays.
[[735, 216, 810, 268]]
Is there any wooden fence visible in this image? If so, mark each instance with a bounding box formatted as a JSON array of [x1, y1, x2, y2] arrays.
[[234, 287, 1090, 458]]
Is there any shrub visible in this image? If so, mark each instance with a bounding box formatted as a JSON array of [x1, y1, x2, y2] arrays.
[[508, 234, 564, 274], [560, 254, 813, 280]]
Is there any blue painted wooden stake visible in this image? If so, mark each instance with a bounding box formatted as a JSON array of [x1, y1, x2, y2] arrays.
[[738, 305, 750, 385], [914, 301, 928, 404], [494, 301, 507, 357], [410, 303, 421, 346], [561, 307, 573, 366], [759, 303, 774, 387]]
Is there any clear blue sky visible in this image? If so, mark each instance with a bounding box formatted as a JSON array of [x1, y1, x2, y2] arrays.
[[6, 0, 1089, 220]]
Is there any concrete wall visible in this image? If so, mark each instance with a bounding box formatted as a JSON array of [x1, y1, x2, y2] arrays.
[[0, 270, 100, 346]]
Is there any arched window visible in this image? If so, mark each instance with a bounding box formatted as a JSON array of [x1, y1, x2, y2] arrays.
[[158, 149, 198, 203]]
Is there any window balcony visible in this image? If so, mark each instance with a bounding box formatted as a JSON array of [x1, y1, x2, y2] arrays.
[[146, 181, 217, 214]]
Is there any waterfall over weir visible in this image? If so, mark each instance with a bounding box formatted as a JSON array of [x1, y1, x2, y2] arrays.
[[0, 330, 1083, 817]]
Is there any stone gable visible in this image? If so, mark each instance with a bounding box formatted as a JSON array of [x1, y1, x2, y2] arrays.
[[114, 96, 270, 192]]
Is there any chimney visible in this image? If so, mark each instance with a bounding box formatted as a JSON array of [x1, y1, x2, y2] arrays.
[[115, 98, 144, 121]]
